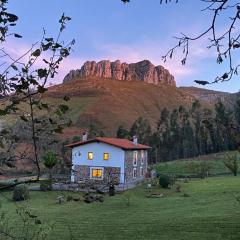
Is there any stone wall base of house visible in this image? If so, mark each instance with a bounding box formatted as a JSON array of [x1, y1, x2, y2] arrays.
[[73, 165, 121, 185]]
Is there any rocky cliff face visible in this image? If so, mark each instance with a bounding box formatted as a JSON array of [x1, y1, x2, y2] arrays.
[[63, 60, 176, 87]]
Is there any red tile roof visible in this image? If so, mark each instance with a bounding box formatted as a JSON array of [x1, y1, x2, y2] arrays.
[[65, 137, 151, 150]]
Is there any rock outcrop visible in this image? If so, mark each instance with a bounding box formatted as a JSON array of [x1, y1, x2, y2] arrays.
[[63, 60, 176, 87]]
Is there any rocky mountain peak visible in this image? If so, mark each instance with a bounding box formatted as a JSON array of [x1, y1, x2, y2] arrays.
[[63, 59, 176, 87]]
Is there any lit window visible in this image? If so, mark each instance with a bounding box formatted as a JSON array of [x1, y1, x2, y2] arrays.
[[133, 151, 138, 166], [91, 168, 103, 180], [140, 167, 144, 176], [88, 152, 93, 160], [103, 153, 109, 160], [133, 168, 137, 178], [141, 150, 144, 164]]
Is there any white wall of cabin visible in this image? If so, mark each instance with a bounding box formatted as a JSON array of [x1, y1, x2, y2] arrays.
[[71, 142, 125, 183]]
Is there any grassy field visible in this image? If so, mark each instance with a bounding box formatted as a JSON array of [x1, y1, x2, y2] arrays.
[[1, 176, 240, 240], [156, 152, 240, 177]]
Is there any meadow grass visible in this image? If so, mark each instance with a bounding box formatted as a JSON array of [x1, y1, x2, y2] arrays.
[[1, 176, 240, 240], [156, 152, 240, 177]]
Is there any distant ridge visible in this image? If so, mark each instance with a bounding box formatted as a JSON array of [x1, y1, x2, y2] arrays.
[[63, 59, 176, 87]]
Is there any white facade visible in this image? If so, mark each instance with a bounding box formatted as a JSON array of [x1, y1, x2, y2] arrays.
[[71, 142, 125, 183]]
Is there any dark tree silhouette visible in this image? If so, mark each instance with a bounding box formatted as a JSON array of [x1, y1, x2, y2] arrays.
[[0, 1, 74, 185]]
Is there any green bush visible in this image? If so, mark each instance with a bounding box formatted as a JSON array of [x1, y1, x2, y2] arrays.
[[12, 184, 30, 201], [224, 153, 239, 176], [67, 195, 73, 201], [159, 175, 170, 188], [40, 180, 52, 191]]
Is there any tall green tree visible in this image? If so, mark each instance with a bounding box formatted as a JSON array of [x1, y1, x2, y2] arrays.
[[129, 117, 152, 144], [215, 101, 235, 151], [234, 94, 240, 126], [116, 125, 129, 139], [43, 150, 58, 185]]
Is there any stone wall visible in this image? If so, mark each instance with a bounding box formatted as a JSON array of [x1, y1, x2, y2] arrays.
[[73, 165, 121, 185], [124, 150, 148, 183]]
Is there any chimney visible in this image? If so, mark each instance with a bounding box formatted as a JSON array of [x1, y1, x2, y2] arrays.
[[82, 131, 88, 141], [132, 135, 138, 145]]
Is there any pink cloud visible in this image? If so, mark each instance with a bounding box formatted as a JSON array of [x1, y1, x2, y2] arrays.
[[1, 39, 83, 85]]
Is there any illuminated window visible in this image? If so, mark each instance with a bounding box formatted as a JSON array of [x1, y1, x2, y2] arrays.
[[88, 152, 93, 160], [133, 151, 138, 166], [133, 168, 137, 178], [90, 168, 103, 180], [103, 153, 109, 160]]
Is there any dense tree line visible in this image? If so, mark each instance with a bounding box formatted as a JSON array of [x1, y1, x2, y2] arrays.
[[117, 98, 240, 163]]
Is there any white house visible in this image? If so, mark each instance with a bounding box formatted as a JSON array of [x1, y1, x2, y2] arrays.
[[66, 135, 151, 185]]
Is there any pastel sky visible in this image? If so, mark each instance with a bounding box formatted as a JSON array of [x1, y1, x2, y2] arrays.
[[6, 0, 240, 93]]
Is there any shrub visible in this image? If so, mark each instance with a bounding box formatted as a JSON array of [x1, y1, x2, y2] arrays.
[[159, 175, 170, 188], [67, 195, 73, 201], [224, 153, 239, 176], [40, 180, 52, 191], [12, 184, 30, 201]]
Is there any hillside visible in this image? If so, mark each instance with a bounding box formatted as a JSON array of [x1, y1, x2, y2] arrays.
[[179, 86, 237, 109], [3, 59, 237, 139], [1, 61, 238, 142], [46, 77, 198, 136], [0, 63, 238, 176], [44, 80, 238, 139]]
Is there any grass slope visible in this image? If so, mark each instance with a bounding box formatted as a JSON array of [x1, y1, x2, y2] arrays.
[[45, 78, 200, 136], [156, 152, 240, 177], [2, 176, 240, 240]]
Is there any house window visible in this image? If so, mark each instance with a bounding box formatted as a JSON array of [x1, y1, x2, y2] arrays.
[[103, 153, 109, 160], [133, 151, 138, 166], [141, 150, 144, 164], [133, 168, 137, 178], [140, 167, 144, 176], [88, 152, 93, 160], [90, 167, 103, 180]]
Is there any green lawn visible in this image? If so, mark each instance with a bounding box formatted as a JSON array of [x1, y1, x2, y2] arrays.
[[156, 152, 240, 177], [1, 176, 240, 240]]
